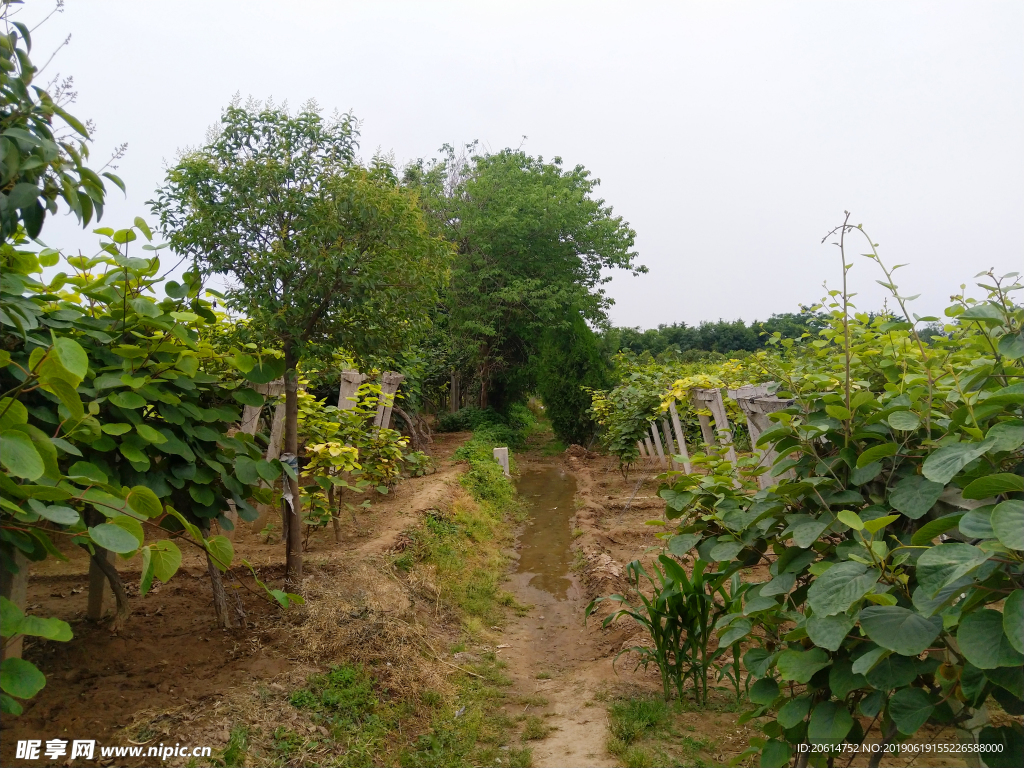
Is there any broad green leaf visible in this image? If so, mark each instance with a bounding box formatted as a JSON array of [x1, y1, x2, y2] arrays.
[[28, 502, 79, 525], [776, 695, 811, 728], [0, 430, 43, 480], [889, 475, 944, 519], [759, 740, 792, 768], [888, 411, 921, 431], [0, 657, 46, 699], [234, 455, 260, 485], [709, 538, 744, 562], [255, 459, 280, 483], [777, 648, 830, 683], [667, 533, 700, 558], [101, 422, 132, 435], [245, 357, 286, 384], [127, 485, 162, 518], [136, 424, 167, 444], [108, 390, 147, 409], [979, 725, 1024, 768], [837, 510, 863, 530], [743, 648, 774, 677], [150, 540, 181, 582], [921, 440, 995, 485], [718, 618, 752, 647], [986, 421, 1024, 454], [206, 535, 234, 572], [863, 514, 899, 534], [962, 473, 1024, 500], [0, 596, 24, 637], [761, 572, 796, 597], [88, 523, 140, 553], [992, 500, 1024, 550], [911, 514, 963, 546], [957, 609, 1024, 669], [856, 443, 898, 468], [825, 405, 852, 420], [0, 397, 28, 429], [232, 387, 265, 407], [807, 561, 878, 616], [806, 612, 855, 652], [660, 488, 695, 512], [959, 506, 995, 539], [67, 461, 107, 484], [808, 701, 853, 745], [16, 614, 72, 642], [791, 517, 830, 548], [189, 484, 214, 506], [859, 605, 942, 656], [1004, 591, 1024, 655], [52, 336, 89, 380], [828, 659, 867, 698], [998, 331, 1024, 359], [748, 677, 779, 705], [889, 687, 934, 735], [865, 653, 917, 690], [110, 515, 144, 548], [851, 645, 888, 675], [916, 543, 990, 597]]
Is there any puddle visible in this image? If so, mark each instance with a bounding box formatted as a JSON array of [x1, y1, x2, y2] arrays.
[[515, 466, 578, 600]]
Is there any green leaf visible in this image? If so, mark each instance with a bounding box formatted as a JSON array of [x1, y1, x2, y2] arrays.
[[992, 500, 1024, 550], [997, 331, 1024, 359], [255, 459, 280, 483], [245, 357, 286, 384], [108, 390, 147, 409], [807, 561, 878, 616], [16, 614, 72, 642], [206, 535, 234, 572], [0, 430, 44, 480], [101, 423, 133, 435], [718, 618, 752, 647], [748, 677, 779, 705], [777, 648, 830, 683], [857, 443, 898, 467], [110, 515, 144, 548], [858, 605, 942, 656], [776, 695, 812, 727], [709, 538, 744, 561], [911, 514, 963, 546], [828, 659, 867, 698], [863, 514, 899, 534], [837, 510, 863, 530], [888, 411, 921, 431], [127, 485, 162, 518], [667, 534, 700, 558], [986, 421, 1024, 454], [959, 506, 996, 539], [759, 741, 791, 768], [28, 502, 79, 525], [67, 461, 107, 484], [234, 455, 260, 485], [149, 540, 181, 582], [52, 336, 89, 380], [825, 405, 852, 420], [922, 440, 995, 485], [979, 725, 1024, 768], [916, 543, 990, 597], [808, 701, 853, 745], [136, 424, 167, 444], [851, 645, 888, 676], [806, 612, 855, 652], [957, 609, 1024, 669], [889, 475, 944, 519], [0, 398, 28, 429], [1004, 590, 1024, 655], [962, 474, 1024, 500], [888, 687, 934, 735], [232, 387, 266, 407], [0, 596, 24, 637], [865, 653, 917, 690], [88, 523, 140, 553], [0, 657, 46, 699]]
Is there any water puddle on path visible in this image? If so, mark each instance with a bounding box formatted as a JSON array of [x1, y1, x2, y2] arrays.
[[515, 466, 578, 599]]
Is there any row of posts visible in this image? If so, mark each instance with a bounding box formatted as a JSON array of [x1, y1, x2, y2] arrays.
[[636, 384, 794, 489]]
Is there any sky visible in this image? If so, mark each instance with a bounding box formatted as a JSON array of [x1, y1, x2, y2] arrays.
[[29, 0, 1024, 328]]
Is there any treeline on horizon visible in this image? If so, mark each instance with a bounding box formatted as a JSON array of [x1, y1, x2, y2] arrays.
[[601, 310, 827, 361]]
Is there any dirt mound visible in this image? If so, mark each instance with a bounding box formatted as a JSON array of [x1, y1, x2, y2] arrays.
[[564, 444, 598, 459]]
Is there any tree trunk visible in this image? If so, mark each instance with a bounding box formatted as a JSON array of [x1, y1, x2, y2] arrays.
[[283, 342, 303, 593], [867, 718, 898, 768], [450, 370, 459, 414], [88, 549, 131, 632], [329, 484, 343, 543], [204, 527, 236, 629]]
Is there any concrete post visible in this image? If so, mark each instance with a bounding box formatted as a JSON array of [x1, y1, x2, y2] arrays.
[[668, 401, 692, 474], [337, 370, 367, 410], [492, 447, 510, 477], [373, 371, 406, 430], [1, 549, 29, 660], [727, 383, 794, 487], [692, 388, 738, 464], [650, 422, 667, 467]]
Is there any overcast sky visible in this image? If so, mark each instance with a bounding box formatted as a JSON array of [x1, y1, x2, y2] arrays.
[[33, 1, 1023, 328]]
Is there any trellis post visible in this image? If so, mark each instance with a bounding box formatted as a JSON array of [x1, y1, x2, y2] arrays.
[[668, 401, 692, 473], [692, 388, 738, 464], [727, 383, 795, 488], [650, 422, 667, 467], [373, 371, 405, 430], [337, 369, 367, 410]]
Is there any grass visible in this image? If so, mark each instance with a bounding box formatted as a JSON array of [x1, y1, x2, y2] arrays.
[[521, 715, 554, 741], [534, 671, 552, 680], [604, 694, 718, 768]]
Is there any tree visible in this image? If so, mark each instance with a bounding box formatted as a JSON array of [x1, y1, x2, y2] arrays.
[[153, 102, 451, 590], [408, 146, 644, 411]]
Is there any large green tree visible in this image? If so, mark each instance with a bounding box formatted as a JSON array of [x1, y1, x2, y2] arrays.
[[153, 102, 451, 590], [407, 145, 644, 411]]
